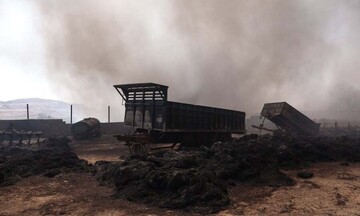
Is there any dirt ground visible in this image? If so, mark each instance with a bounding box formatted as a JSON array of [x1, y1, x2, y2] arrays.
[[221, 163, 360, 216], [0, 136, 360, 215], [70, 135, 129, 164]]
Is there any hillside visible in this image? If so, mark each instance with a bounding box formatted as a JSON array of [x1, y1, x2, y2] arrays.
[[0, 98, 75, 122]]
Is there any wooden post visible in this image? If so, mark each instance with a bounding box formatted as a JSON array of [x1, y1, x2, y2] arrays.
[[335, 121, 338, 132], [108, 106, 110, 123], [26, 104, 29, 120], [70, 105, 73, 124]]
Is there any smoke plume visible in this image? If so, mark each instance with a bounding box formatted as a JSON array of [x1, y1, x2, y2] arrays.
[[36, 0, 360, 121]]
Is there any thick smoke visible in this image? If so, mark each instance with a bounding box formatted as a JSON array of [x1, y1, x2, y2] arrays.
[[37, 0, 360, 121]]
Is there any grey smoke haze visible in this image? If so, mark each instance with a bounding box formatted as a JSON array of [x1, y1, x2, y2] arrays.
[[36, 0, 360, 121]]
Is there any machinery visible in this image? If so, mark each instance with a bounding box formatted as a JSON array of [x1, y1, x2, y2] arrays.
[[259, 102, 320, 136], [0, 124, 43, 145], [114, 83, 246, 156], [71, 117, 101, 140]]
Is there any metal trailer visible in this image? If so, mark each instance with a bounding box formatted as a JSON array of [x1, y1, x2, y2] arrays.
[[260, 102, 320, 136], [114, 83, 246, 156], [71, 117, 101, 140]]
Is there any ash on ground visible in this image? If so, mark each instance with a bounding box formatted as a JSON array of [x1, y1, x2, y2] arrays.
[[0, 137, 91, 187], [1, 134, 360, 214], [95, 134, 360, 213]]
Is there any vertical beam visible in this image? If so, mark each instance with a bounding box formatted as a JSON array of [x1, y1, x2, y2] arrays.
[[133, 91, 137, 128], [70, 105, 73, 124], [26, 104, 29, 120], [152, 90, 155, 129], [142, 91, 145, 128], [335, 121, 338, 132], [108, 106, 111, 123]]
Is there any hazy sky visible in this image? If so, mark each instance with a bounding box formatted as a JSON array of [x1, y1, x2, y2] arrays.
[[1, 0, 360, 121], [0, 1, 56, 101]]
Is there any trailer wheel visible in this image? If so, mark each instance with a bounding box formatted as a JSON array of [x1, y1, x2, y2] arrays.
[[130, 143, 149, 158]]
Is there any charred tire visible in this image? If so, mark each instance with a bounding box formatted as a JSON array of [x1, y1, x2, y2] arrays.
[[130, 143, 149, 158]]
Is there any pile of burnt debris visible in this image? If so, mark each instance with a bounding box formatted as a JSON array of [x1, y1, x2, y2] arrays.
[[1, 133, 359, 213], [0, 124, 43, 145], [96, 134, 360, 213], [0, 137, 90, 186]]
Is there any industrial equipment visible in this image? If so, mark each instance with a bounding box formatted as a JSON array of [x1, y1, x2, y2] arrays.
[[114, 83, 246, 156], [0, 124, 43, 145], [71, 117, 101, 140], [260, 102, 320, 136]]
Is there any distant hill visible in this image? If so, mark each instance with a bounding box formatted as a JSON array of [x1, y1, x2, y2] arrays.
[[1, 98, 70, 108], [0, 98, 80, 122]]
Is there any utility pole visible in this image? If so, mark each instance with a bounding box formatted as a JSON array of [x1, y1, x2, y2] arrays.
[[70, 105, 73, 124], [26, 104, 29, 120], [108, 106, 111, 123]]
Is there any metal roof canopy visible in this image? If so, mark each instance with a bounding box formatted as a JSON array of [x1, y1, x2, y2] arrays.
[[114, 83, 169, 102]]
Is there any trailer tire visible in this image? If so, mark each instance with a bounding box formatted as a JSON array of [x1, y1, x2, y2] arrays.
[[130, 143, 149, 158]]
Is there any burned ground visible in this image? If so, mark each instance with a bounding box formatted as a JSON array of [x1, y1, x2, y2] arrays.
[[95, 134, 360, 213], [0, 134, 360, 215], [0, 137, 91, 187]]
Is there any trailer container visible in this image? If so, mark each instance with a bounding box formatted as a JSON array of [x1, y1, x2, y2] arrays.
[[261, 102, 320, 136], [71, 117, 101, 140], [114, 83, 246, 156]]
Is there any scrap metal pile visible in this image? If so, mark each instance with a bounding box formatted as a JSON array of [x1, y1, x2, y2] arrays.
[[96, 134, 360, 213], [0, 137, 90, 187], [0, 124, 43, 145]]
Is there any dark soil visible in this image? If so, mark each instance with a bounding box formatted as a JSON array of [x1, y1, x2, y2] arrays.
[[96, 134, 360, 214], [0, 137, 91, 187], [2, 134, 360, 214], [297, 171, 314, 179]]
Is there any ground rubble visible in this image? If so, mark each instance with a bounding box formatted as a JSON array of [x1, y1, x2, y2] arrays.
[[96, 134, 360, 214], [0, 137, 91, 187], [1, 134, 359, 214]]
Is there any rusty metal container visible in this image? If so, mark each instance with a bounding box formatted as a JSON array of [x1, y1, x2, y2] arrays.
[[114, 83, 246, 134], [261, 102, 320, 136], [71, 117, 101, 140]]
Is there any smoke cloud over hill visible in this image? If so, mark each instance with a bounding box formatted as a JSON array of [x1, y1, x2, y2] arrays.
[[35, 0, 360, 121]]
